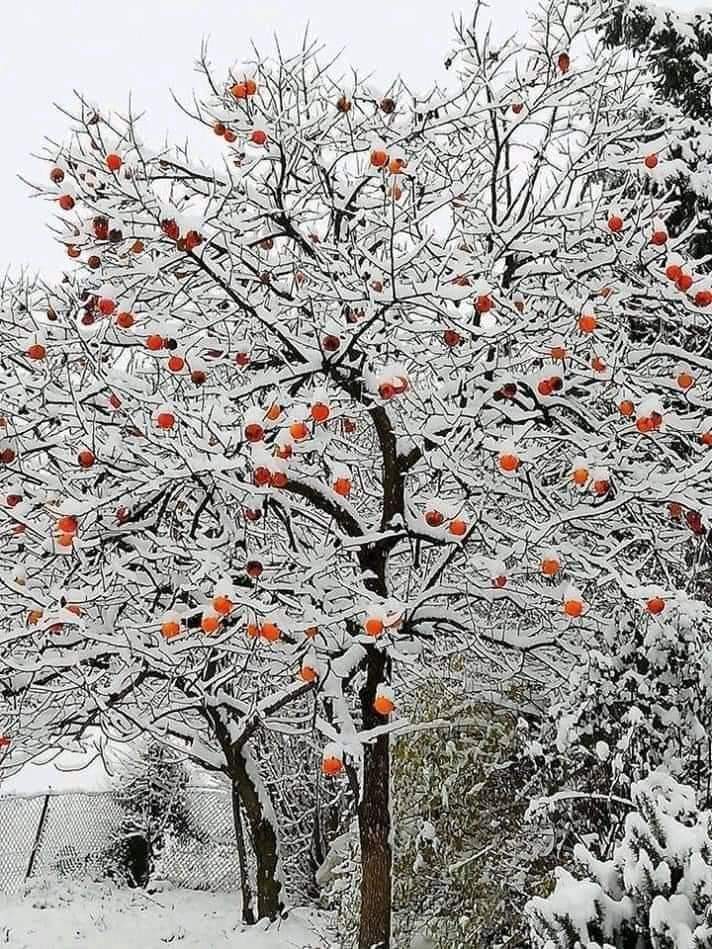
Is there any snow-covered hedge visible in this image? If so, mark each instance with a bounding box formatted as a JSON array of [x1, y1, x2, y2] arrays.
[[524, 606, 712, 870], [526, 770, 712, 948], [547, 610, 712, 784]]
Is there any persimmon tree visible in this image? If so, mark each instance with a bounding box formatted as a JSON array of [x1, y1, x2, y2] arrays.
[[3, 1, 712, 946]]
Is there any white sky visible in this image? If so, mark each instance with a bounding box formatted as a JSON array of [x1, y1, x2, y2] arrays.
[[0, 0, 701, 276], [0, 0, 702, 790], [4, 0, 530, 275]]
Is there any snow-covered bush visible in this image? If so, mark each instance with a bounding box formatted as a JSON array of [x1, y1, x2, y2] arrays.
[[526, 605, 712, 873], [527, 769, 712, 948], [320, 822, 361, 945], [552, 610, 712, 789]]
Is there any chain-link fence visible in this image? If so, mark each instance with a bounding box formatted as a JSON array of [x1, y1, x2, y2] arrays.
[[0, 788, 239, 894]]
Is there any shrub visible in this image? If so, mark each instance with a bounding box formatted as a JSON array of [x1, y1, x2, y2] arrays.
[[527, 769, 712, 949], [323, 682, 549, 948]]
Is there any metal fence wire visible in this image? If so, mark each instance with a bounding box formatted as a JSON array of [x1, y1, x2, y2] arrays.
[[0, 788, 241, 894]]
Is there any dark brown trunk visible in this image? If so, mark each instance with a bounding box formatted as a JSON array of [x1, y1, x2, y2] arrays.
[[233, 747, 284, 921], [208, 706, 283, 924], [358, 650, 392, 949], [230, 776, 256, 925]]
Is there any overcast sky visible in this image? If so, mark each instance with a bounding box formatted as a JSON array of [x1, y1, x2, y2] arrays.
[[0, 0, 702, 276]]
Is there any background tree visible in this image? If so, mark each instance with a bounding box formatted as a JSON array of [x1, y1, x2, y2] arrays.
[[595, 0, 712, 121], [110, 738, 193, 887], [591, 0, 712, 258]]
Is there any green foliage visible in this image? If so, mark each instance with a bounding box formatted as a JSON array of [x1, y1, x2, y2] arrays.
[[390, 689, 548, 949], [322, 682, 551, 948]]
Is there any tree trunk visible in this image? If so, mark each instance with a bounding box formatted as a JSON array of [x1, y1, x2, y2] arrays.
[[124, 832, 151, 888], [208, 707, 284, 924], [358, 650, 392, 949], [233, 746, 285, 921], [230, 776, 256, 925]]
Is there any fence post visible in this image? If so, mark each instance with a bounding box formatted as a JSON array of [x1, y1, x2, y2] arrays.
[[25, 794, 50, 881]]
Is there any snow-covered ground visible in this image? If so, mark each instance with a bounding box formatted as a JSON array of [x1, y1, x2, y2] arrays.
[[0, 880, 335, 948]]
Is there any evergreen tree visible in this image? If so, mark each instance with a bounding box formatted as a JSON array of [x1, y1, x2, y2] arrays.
[[591, 0, 712, 258], [596, 1, 712, 120], [111, 740, 193, 887], [529, 606, 712, 842]]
